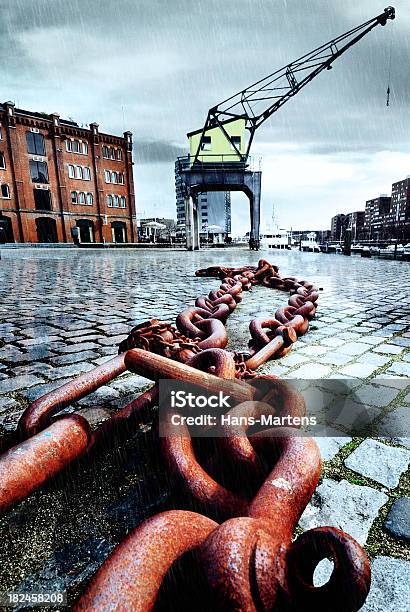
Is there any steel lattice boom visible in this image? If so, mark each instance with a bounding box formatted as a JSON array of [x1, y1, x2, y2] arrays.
[[192, 6, 395, 164]]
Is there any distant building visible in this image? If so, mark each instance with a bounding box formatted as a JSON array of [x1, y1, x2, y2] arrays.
[[345, 211, 365, 241], [365, 178, 410, 241], [330, 214, 347, 240], [391, 177, 410, 240], [291, 229, 331, 243], [0, 101, 136, 244], [175, 157, 231, 237], [138, 217, 177, 242], [364, 195, 392, 240]]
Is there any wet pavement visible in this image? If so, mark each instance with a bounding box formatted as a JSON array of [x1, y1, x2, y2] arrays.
[[0, 246, 409, 610]]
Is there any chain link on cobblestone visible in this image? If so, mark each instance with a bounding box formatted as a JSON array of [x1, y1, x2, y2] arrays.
[[0, 260, 371, 610]]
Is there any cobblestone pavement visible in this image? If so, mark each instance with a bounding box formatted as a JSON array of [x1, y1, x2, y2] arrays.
[[0, 247, 409, 610]]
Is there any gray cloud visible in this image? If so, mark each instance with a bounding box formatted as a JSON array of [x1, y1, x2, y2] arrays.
[[135, 140, 186, 164]]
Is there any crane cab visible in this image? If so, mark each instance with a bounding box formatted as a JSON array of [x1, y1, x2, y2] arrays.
[[187, 118, 246, 166]]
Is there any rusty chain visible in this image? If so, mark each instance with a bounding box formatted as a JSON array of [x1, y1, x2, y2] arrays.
[[0, 260, 371, 610]]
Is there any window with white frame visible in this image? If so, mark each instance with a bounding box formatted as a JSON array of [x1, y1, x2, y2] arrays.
[[106, 193, 126, 208], [102, 146, 123, 161], [111, 172, 118, 184], [0, 152, 5, 169], [68, 164, 90, 180], [1, 184, 10, 198], [71, 190, 93, 205], [66, 139, 88, 155], [104, 169, 111, 183]]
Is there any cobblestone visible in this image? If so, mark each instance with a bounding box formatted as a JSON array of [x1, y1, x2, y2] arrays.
[[345, 439, 410, 488], [360, 557, 410, 611], [384, 498, 410, 541], [299, 478, 388, 545]]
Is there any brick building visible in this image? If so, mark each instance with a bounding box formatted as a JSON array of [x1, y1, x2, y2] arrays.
[[0, 101, 136, 244], [330, 213, 347, 240], [346, 211, 365, 241], [390, 177, 410, 240], [364, 195, 392, 240], [365, 180, 410, 241]]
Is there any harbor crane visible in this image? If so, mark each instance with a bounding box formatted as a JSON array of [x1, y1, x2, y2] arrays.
[[180, 6, 395, 250]]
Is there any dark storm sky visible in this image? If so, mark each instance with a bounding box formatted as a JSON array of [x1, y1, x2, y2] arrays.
[[1, 0, 409, 231]]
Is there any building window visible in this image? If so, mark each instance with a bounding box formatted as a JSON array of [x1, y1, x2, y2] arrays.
[[66, 139, 88, 154], [106, 194, 126, 208], [231, 136, 241, 150], [69, 165, 90, 180], [102, 145, 109, 158], [200, 136, 211, 151], [72, 191, 93, 205], [104, 169, 111, 183], [29, 160, 49, 183], [118, 173, 124, 185], [110, 148, 116, 160], [26, 132, 46, 156], [111, 172, 118, 184], [1, 184, 10, 198], [33, 188, 52, 211], [0, 152, 5, 169], [117, 149, 123, 161]]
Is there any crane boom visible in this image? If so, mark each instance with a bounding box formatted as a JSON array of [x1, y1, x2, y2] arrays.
[[191, 6, 395, 165]]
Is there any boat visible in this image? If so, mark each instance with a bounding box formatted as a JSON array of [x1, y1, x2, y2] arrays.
[[260, 204, 292, 250], [260, 226, 291, 249]]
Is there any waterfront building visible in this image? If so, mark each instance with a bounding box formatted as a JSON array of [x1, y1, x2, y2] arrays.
[[364, 195, 392, 240], [0, 101, 136, 244], [345, 211, 366, 241], [138, 217, 177, 242], [330, 214, 347, 241]]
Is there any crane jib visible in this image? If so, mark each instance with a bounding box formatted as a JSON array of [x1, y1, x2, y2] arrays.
[[189, 6, 395, 166]]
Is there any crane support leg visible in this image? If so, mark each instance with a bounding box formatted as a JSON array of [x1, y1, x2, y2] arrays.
[[246, 172, 261, 250], [185, 193, 200, 251]]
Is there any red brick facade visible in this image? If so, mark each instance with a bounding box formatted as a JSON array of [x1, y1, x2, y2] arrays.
[[0, 102, 137, 244]]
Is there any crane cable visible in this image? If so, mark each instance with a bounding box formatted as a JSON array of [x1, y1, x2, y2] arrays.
[[386, 21, 393, 107]]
